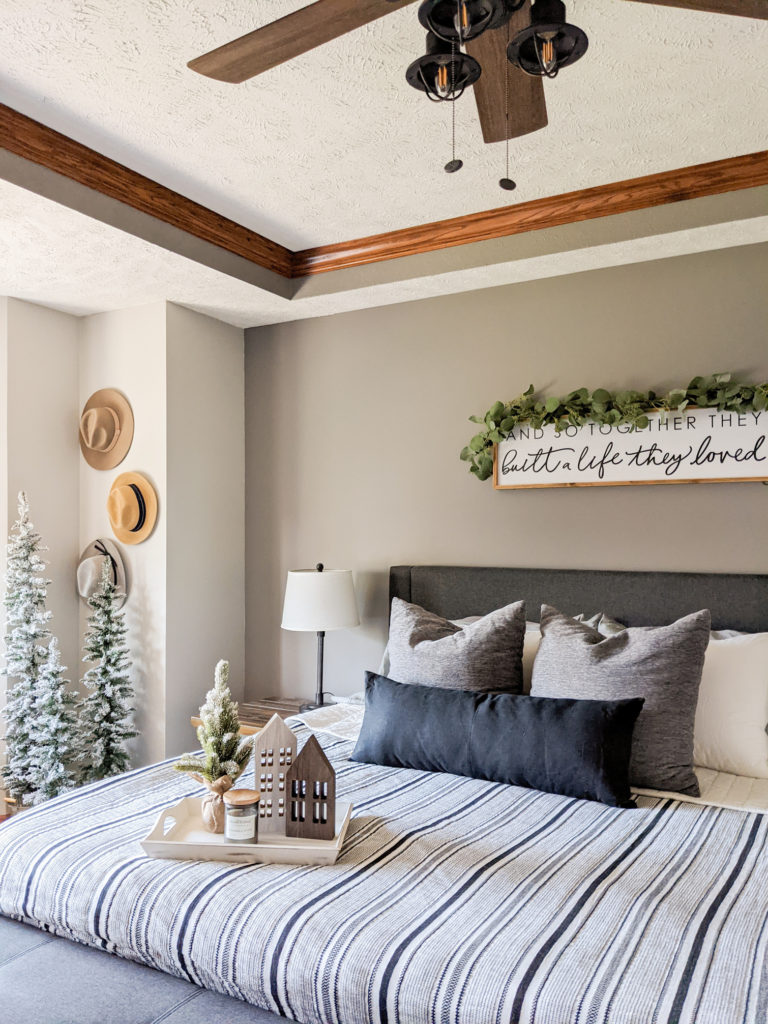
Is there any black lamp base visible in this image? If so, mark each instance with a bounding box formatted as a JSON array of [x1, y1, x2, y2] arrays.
[[299, 697, 335, 713]]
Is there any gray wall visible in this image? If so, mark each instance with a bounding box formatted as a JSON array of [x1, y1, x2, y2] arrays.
[[245, 243, 768, 702]]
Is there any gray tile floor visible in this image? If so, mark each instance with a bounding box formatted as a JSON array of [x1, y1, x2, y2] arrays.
[[0, 917, 295, 1024]]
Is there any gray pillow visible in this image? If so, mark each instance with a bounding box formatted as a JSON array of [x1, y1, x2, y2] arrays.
[[530, 604, 711, 795], [387, 597, 526, 693]]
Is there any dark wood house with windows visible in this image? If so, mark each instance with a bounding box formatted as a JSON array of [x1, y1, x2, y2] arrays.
[[285, 733, 335, 841]]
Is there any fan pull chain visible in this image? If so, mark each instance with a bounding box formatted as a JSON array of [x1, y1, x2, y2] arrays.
[[499, 19, 516, 192], [444, 39, 463, 173]]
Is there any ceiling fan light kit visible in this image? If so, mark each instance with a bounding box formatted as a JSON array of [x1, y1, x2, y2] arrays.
[[406, 31, 482, 101], [506, 0, 588, 77], [418, 0, 512, 43], [187, 0, 767, 181]]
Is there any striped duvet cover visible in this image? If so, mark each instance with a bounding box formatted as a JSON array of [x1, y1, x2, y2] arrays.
[[1, 723, 766, 1024]]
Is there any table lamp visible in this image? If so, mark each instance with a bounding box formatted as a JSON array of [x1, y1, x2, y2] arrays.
[[281, 563, 360, 711]]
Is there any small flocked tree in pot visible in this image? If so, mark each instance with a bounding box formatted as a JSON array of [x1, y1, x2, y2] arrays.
[[174, 659, 252, 833]]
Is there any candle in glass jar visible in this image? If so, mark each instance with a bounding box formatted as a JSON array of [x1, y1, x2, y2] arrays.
[[222, 788, 260, 843]]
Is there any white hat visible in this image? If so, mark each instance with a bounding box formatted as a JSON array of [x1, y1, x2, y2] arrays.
[[77, 539, 128, 608]]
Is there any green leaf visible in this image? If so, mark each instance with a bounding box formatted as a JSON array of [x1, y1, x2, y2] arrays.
[[635, 415, 650, 429], [523, 384, 535, 396], [488, 429, 503, 444], [476, 452, 494, 479], [591, 388, 611, 405], [469, 414, 485, 424], [469, 434, 487, 453], [545, 396, 560, 414], [459, 446, 473, 461], [500, 417, 517, 432], [489, 401, 505, 421]]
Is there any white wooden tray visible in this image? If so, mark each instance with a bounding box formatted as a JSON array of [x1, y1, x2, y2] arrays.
[[140, 797, 353, 865]]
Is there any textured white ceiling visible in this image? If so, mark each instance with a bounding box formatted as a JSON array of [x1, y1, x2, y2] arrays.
[[0, 1, 766, 249], [2, 178, 766, 329]]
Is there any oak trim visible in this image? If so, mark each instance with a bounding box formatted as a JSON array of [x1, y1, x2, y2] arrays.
[[293, 151, 768, 275], [0, 105, 765, 284], [0, 103, 293, 278]]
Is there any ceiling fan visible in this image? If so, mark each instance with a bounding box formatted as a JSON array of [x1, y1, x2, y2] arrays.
[[188, 0, 768, 146]]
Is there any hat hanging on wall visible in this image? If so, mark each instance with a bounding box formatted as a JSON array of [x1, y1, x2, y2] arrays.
[[107, 471, 158, 545], [77, 538, 128, 608], [79, 388, 134, 470]]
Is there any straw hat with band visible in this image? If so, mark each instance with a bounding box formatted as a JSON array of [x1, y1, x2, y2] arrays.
[[107, 472, 158, 545], [77, 538, 128, 608], [79, 389, 134, 470]]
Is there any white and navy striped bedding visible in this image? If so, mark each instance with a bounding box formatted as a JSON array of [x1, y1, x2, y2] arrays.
[[1, 723, 767, 1024]]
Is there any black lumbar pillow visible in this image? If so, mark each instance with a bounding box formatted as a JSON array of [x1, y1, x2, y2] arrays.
[[351, 672, 644, 808]]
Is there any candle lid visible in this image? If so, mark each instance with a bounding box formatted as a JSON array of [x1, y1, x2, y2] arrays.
[[223, 788, 261, 806]]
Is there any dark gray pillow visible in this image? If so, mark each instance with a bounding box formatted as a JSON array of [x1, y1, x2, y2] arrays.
[[351, 673, 644, 808], [530, 604, 711, 795], [387, 597, 526, 693]]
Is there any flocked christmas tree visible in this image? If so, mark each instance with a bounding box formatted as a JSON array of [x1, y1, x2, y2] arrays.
[[79, 557, 136, 782], [26, 637, 78, 804], [1, 492, 54, 806], [174, 660, 252, 832]]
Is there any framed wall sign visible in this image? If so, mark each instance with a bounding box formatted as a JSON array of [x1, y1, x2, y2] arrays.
[[494, 408, 768, 490]]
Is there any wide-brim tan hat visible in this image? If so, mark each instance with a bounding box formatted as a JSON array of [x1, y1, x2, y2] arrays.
[[107, 471, 158, 545], [80, 388, 134, 470], [77, 539, 128, 608]]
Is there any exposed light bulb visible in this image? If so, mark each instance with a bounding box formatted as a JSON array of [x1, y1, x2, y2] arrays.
[[436, 63, 451, 97], [454, 2, 470, 41], [536, 32, 558, 76]]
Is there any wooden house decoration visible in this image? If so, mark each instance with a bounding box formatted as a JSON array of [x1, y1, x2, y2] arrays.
[[252, 714, 296, 835], [285, 734, 335, 841]]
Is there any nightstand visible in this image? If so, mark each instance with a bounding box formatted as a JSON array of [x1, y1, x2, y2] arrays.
[[190, 696, 304, 736]]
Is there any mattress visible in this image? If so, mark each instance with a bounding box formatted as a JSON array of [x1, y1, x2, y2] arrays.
[[298, 702, 768, 813], [1, 720, 768, 1024]]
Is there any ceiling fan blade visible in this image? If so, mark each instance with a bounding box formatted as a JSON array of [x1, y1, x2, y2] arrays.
[[466, 3, 547, 144], [625, 0, 768, 18], [188, 0, 419, 83]]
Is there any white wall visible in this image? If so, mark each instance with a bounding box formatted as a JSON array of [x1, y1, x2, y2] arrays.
[[0, 298, 80, 801], [5, 299, 80, 679], [0, 298, 246, 779], [165, 303, 245, 756], [79, 303, 168, 765]]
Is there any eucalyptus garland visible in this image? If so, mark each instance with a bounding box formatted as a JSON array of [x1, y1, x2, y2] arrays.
[[461, 373, 768, 482]]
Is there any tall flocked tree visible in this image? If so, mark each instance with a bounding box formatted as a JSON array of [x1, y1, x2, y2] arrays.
[[26, 637, 78, 804], [79, 557, 136, 782], [1, 492, 53, 807]]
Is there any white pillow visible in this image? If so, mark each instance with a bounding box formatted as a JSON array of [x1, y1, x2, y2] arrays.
[[522, 623, 541, 694], [693, 632, 768, 778]]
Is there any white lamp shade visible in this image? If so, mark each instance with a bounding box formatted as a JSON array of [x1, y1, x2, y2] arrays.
[[281, 568, 360, 632]]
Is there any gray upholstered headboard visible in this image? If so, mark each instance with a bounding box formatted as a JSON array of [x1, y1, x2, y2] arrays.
[[389, 565, 768, 633]]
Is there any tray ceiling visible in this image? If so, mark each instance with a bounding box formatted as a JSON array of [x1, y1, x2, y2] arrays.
[[0, 1, 766, 250], [2, 177, 766, 328]]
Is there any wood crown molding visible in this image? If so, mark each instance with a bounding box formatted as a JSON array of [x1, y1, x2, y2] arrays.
[[1, 105, 766, 284], [292, 150, 768, 275], [0, 103, 293, 278]]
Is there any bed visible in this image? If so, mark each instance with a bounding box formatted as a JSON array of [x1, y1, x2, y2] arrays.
[[2, 564, 768, 1024]]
